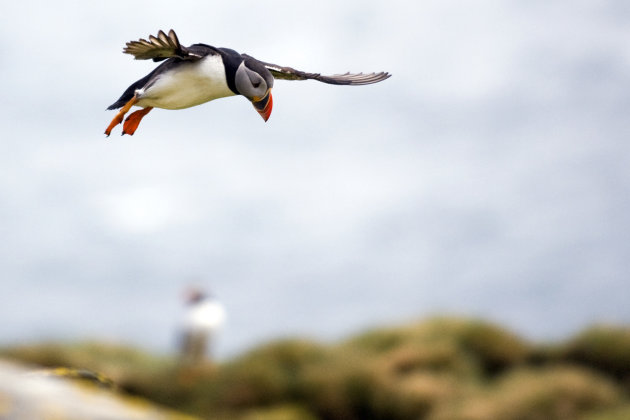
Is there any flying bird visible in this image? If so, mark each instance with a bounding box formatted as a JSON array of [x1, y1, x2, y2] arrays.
[[105, 30, 391, 136]]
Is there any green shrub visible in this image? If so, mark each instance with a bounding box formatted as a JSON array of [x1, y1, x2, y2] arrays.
[[583, 404, 630, 420], [299, 349, 377, 420], [236, 404, 319, 420], [563, 326, 630, 382], [429, 365, 621, 420], [3, 318, 629, 420], [345, 317, 530, 377], [454, 320, 530, 375]]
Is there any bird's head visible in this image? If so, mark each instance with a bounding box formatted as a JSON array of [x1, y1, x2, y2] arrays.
[[184, 287, 206, 305], [235, 59, 274, 122]]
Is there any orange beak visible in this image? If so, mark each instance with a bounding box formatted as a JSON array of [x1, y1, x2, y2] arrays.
[[252, 90, 273, 122]]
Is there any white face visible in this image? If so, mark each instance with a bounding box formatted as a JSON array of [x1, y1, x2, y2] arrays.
[[235, 62, 270, 100]]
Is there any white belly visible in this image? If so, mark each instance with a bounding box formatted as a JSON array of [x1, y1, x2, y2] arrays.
[[136, 55, 236, 110]]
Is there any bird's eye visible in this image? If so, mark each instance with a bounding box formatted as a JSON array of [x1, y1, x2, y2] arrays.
[[252, 81, 260, 88]]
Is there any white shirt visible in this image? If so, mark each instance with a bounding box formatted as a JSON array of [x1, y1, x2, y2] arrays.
[[182, 298, 225, 333]]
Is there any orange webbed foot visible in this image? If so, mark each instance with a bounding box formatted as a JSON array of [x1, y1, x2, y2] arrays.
[[122, 107, 153, 136], [105, 113, 125, 137], [104, 95, 138, 137]]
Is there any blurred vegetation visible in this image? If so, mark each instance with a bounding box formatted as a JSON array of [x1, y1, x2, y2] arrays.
[[2, 317, 630, 420]]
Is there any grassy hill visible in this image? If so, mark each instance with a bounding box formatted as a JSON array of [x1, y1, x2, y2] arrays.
[[2, 317, 630, 420]]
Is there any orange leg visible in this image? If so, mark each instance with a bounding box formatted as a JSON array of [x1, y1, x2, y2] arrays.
[[104, 95, 138, 137], [122, 107, 153, 136]]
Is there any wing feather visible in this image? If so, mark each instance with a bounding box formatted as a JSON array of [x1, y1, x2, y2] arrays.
[[123, 29, 202, 61], [243, 55, 391, 85]]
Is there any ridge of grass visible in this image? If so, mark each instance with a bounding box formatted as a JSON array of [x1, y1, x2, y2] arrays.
[[2, 317, 629, 420]]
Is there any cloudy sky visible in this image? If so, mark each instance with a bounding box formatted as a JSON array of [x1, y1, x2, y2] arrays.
[[1, 1, 629, 357]]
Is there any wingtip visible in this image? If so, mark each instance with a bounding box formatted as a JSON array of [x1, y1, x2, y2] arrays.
[[122, 29, 183, 60]]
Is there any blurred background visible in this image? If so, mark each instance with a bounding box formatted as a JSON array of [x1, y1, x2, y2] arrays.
[[1, 0, 629, 362]]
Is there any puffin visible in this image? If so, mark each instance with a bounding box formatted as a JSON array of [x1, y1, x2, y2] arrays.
[[105, 29, 391, 136]]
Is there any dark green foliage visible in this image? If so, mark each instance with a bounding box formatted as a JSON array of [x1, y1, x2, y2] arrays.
[[2, 317, 630, 420], [562, 325, 630, 383], [345, 317, 530, 376], [430, 366, 621, 420]]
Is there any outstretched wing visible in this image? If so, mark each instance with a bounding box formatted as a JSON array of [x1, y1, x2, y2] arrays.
[[123, 29, 203, 62], [243, 54, 391, 85]]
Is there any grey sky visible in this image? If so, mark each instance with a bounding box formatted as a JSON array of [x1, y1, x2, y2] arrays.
[[1, 1, 629, 357]]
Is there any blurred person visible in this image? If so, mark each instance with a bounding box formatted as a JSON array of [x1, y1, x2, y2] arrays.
[[178, 288, 225, 365]]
